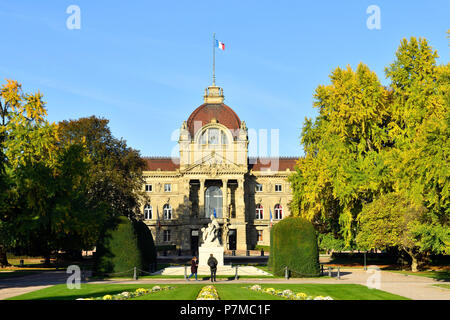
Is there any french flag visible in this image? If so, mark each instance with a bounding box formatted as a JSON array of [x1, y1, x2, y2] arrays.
[[270, 209, 273, 228], [215, 40, 225, 50]]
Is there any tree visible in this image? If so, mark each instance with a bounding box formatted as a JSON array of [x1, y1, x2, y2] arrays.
[[382, 38, 449, 266], [289, 37, 449, 270], [0, 80, 108, 265], [356, 193, 448, 272], [318, 233, 346, 254], [289, 63, 391, 245], [57, 116, 146, 222], [0, 80, 57, 265]]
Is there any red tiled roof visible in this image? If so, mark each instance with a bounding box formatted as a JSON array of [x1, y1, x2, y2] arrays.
[[248, 157, 298, 172], [143, 157, 180, 171], [187, 103, 241, 139], [142, 157, 299, 172]]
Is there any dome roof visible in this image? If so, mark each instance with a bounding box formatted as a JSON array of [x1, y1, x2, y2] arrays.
[[186, 103, 241, 139]]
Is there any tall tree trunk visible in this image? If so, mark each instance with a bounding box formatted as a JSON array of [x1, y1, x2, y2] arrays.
[[410, 255, 418, 272], [0, 245, 10, 267], [404, 248, 418, 272]]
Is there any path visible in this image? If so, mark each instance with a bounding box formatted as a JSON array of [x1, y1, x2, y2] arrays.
[[0, 271, 69, 300], [1, 268, 449, 300]]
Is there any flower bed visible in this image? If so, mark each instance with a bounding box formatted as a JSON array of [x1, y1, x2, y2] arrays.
[[246, 285, 333, 300], [196, 285, 220, 300], [76, 286, 175, 300]]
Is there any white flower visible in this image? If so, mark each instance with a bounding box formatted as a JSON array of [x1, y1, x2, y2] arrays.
[[282, 289, 293, 296]]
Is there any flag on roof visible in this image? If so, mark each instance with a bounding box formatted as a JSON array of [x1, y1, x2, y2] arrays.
[[215, 39, 225, 50]]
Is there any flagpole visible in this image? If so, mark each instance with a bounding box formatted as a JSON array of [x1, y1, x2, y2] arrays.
[[213, 32, 216, 86]]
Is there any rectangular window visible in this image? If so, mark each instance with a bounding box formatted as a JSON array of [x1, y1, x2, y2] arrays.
[[257, 230, 263, 242], [163, 230, 171, 242], [145, 184, 152, 192], [144, 205, 152, 220], [164, 184, 172, 192], [275, 184, 282, 192], [255, 183, 263, 192]]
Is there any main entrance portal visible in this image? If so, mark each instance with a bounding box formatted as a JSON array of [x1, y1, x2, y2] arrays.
[[205, 185, 222, 218]]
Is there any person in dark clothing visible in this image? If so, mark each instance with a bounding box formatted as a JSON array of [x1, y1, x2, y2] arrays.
[[207, 254, 218, 282], [187, 256, 199, 281]]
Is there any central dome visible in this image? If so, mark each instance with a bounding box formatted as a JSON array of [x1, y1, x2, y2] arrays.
[[186, 85, 241, 139], [187, 103, 241, 139]]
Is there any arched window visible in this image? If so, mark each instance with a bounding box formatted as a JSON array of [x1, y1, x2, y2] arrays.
[[144, 204, 152, 220], [274, 204, 283, 220], [163, 204, 172, 220], [199, 128, 228, 145], [205, 186, 222, 218], [255, 204, 264, 220]]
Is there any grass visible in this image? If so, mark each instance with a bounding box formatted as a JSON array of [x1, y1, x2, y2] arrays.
[[388, 270, 450, 281], [243, 284, 408, 300], [433, 284, 450, 290], [8, 283, 407, 300]]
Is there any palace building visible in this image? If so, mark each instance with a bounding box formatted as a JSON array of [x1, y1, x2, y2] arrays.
[[141, 83, 297, 254]]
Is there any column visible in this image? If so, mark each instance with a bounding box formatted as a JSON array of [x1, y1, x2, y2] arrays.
[[236, 177, 247, 251], [199, 178, 205, 218], [222, 178, 229, 249], [222, 179, 228, 219]]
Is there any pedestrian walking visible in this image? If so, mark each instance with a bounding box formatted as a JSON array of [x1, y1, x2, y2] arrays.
[[187, 256, 199, 281]]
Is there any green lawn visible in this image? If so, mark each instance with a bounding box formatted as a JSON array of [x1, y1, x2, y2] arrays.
[[8, 283, 408, 300], [241, 284, 408, 300], [388, 270, 450, 281], [433, 284, 450, 290]]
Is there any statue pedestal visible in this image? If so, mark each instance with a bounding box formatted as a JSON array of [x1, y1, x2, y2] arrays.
[[198, 245, 224, 267]]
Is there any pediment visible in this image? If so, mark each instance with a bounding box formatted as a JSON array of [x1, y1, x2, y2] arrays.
[[182, 152, 240, 173]]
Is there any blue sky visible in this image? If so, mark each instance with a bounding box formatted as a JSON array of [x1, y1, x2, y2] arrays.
[[0, 1, 448, 157]]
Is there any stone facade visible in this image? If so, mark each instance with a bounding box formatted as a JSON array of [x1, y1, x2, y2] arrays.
[[141, 84, 297, 254]]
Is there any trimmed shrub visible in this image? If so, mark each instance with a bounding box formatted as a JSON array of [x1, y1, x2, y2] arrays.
[[133, 220, 157, 270], [94, 216, 143, 277], [269, 217, 320, 277]]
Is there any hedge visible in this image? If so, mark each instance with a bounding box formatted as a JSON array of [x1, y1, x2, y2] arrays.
[[269, 217, 320, 277], [94, 216, 143, 277], [133, 220, 157, 269]]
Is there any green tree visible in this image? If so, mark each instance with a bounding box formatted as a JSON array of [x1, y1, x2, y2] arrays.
[[289, 37, 449, 270], [289, 63, 391, 245], [356, 193, 448, 271], [0, 79, 57, 265], [0, 80, 108, 264], [318, 233, 346, 254], [57, 116, 146, 222]]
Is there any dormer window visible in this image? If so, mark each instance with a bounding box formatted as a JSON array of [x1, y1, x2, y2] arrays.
[[199, 128, 228, 145]]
